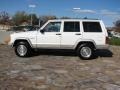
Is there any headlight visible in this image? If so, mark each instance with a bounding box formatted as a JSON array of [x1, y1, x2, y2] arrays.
[[4, 35, 11, 44]]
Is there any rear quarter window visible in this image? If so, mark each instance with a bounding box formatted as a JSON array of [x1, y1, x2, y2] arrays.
[[83, 22, 102, 32]]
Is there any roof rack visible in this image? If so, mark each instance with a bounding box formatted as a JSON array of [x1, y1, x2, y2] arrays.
[[72, 17, 99, 20], [56, 17, 99, 20]]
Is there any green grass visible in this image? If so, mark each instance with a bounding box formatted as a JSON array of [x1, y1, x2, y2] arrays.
[[109, 37, 120, 46]]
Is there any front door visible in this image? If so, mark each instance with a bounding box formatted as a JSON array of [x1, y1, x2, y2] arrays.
[[36, 21, 61, 49]]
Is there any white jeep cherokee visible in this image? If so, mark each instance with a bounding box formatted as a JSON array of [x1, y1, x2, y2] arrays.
[[8, 19, 109, 59]]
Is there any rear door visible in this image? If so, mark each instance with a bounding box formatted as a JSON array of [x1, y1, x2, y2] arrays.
[[61, 21, 82, 49]]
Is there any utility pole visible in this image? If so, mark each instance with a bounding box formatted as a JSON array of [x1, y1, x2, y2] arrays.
[[29, 4, 36, 26], [39, 16, 41, 27], [30, 14, 33, 25], [73, 8, 80, 18]]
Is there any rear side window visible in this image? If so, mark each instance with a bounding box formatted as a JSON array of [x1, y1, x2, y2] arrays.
[[83, 22, 102, 32], [64, 22, 80, 32]]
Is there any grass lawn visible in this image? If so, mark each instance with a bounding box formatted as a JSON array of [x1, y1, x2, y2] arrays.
[[109, 37, 120, 46]]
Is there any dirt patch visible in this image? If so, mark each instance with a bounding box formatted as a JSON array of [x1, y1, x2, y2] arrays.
[[0, 45, 120, 90]]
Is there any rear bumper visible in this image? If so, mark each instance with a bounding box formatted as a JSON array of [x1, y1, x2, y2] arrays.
[[96, 44, 109, 49]]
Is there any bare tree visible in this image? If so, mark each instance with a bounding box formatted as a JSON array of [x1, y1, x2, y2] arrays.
[[12, 11, 29, 26], [114, 20, 120, 27], [28, 14, 38, 25], [0, 11, 10, 25], [39, 15, 57, 26], [114, 20, 120, 33]]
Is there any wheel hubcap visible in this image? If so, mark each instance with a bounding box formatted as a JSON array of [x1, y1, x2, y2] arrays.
[[80, 47, 91, 58], [17, 45, 27, 56]]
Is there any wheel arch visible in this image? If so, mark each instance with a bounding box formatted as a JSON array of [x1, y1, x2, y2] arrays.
[[75, 40, 97, 50], [12, 38, 33, 48]]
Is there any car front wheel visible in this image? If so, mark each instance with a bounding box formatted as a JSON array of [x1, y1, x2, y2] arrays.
[[15, 42, 31, 57]]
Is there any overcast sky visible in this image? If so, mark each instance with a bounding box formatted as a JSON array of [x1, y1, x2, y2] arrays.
[[0, 0, 120, 27]]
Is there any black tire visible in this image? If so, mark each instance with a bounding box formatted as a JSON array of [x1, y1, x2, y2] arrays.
[[76, 44, 94, 60], [15, 41, 32, 57]]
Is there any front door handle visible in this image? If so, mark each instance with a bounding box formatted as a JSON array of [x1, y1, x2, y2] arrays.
[[75, 33, 81, 35], [56, 33, 61, 35]]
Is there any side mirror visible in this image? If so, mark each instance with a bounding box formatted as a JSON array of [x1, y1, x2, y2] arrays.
[[40, 29, 44, 34]]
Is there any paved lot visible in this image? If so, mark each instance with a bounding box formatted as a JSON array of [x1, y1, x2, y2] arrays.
[[0, 45, 120, 90]]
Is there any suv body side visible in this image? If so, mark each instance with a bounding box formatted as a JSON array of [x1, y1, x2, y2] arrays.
[[35, 19, 108, 50]]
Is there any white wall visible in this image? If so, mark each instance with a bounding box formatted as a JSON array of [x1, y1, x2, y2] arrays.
[[0, 31, 13, 44]]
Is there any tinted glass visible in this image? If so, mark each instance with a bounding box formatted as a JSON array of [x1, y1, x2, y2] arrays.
[[83, 22, 102, 32], [64, 22, 80, 32]]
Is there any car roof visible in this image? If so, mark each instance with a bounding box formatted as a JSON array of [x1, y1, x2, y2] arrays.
[[48, 19, 102, 22]]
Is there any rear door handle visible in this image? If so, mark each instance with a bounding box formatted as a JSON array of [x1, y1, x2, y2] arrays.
[[56, 33, 61, 35], [75, 33, 81, 35]]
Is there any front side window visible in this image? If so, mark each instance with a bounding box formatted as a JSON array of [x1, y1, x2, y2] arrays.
[[64, 22, 80, 32], [43, 22, 61, 32], [83, 22, 102, 32]]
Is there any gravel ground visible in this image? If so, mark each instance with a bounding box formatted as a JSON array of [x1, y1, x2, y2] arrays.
[[0, 45, 120, 90]]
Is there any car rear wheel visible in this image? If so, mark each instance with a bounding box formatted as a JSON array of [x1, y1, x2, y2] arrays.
[[77, 44, 93, 60]]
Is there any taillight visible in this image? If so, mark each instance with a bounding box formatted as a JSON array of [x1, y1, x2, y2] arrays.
[[106, 37, 110, 44]]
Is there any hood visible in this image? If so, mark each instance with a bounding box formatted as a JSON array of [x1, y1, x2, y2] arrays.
[[10, 31, 37, 39]]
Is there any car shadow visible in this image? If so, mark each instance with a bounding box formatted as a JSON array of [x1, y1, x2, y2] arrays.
[[32, 49, 113, 59], [33, 49, 77, 57], [94, 49, 113, 58]]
